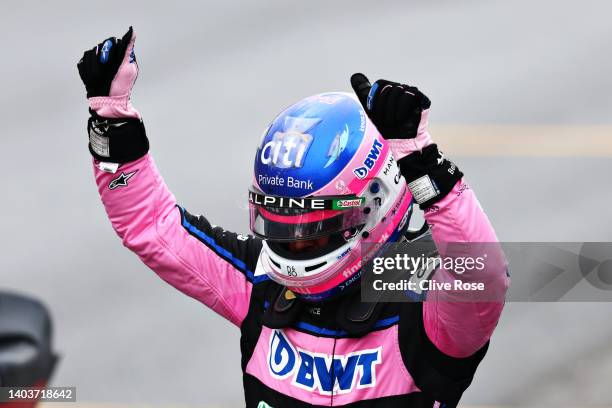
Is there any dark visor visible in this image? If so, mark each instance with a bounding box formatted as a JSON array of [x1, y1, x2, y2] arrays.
[[248, 189, 369, 241]]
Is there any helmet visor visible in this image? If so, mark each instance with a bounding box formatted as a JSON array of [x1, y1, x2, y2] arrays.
[[248, 189, 368, 241]]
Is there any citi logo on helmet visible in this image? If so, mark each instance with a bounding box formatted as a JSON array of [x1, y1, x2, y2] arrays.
[[268, 330, 381, 395], [260, 132, 313, 169], [353, 139, 384, 179]]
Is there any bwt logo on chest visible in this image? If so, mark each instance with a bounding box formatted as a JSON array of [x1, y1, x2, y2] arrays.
[[267, 330, 381, 395], [260, 132, 313, 169]]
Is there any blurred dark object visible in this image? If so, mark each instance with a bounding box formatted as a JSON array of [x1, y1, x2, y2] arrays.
[[0, 291, 58, 407]]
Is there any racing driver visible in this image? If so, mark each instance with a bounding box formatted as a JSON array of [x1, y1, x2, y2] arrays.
[[78, 28, 509, 407]]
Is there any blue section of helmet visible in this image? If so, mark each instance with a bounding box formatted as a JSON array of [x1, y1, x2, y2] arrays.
[[254, 93, 366, 197], [100, 39, 113, 64]]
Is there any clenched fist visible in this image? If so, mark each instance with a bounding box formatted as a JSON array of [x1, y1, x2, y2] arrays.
[[78, 27, 138, 99], [350, 73, 430, 141]]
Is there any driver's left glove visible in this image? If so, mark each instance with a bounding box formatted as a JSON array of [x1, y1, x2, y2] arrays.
[[350, 73, 462, 209]]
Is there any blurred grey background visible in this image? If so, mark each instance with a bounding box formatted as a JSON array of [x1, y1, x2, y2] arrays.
[[1, 0, 611, 406]]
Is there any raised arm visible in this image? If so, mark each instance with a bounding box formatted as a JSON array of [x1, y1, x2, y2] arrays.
[[77, 28, 261, 326], [351, 74, 510, 358], [398, 145, 509, 358]]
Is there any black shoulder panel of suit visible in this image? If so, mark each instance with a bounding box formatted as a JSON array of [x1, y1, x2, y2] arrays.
[[240, 279, 277, 371], [178, 207, 263, 283], [398, 302, 488, 407], [397, 144, 463, 209], [260, 286, 401, 338], [87, 110, 149, 164]]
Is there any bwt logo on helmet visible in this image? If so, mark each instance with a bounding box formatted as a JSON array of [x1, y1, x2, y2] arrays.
[[268, 330, 381, 395], [260, 132, 313, 169], [353, 139, 384, 179]]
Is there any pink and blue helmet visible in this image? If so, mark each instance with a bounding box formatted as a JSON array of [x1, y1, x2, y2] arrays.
[[249, 92, 413, 301]]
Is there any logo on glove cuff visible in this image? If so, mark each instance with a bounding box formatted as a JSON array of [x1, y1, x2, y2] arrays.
[[91, 119, 128, 135], [109, 170, 137, 190]]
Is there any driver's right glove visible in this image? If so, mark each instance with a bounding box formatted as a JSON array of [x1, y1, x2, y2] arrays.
[[77, 27, 148, 166]]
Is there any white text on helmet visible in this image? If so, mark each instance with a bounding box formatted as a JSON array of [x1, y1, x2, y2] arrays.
[[260, 132, 313, 169], [249, 191, 326, 210], [353, 139, 384, 179]]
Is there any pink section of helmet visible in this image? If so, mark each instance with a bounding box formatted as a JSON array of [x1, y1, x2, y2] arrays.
[[313, 119, 390, 197], [290, 184, 412, 296]]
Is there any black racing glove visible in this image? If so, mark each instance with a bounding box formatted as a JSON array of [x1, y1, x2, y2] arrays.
[[77, 27, 137, 98], [77, 27, 148, 165], [350, 73, 462, 209], [350, 73, 431, 140]]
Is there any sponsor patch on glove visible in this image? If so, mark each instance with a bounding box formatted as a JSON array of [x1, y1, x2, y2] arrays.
[[89, 119, 129, 158], [407, 175, 439, 204], [89, 130, 110, 157]]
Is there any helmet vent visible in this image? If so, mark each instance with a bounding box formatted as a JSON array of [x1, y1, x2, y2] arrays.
[[305, 261, 327, 273]]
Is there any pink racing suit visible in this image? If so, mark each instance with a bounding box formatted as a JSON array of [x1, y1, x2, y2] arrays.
[[89, 111, 508, 408]]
